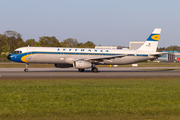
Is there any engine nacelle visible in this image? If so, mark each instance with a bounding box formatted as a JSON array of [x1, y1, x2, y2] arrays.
[[54, 64, 73, 68], [74, 60, 92, 69]]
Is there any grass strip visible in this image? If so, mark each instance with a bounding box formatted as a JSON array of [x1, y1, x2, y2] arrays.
[[0, 77, 180, 120]]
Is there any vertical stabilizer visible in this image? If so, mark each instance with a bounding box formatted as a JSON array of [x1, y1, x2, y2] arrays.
[[137, 28, 161, 52]]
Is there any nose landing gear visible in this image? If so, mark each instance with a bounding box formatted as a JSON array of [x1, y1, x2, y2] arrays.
[[24, 63, 29, 72]]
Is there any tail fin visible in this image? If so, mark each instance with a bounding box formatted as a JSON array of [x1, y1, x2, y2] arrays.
[[137, 28, 161, 52]]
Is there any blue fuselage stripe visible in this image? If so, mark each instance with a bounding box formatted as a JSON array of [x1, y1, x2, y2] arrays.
[[30, 52, 125, 56], [29, 52, 148, 56]]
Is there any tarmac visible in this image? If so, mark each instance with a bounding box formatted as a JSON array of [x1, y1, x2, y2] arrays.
[[0, 67, 180, 77]]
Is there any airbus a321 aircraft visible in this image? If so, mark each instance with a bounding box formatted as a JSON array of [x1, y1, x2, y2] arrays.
[[7, 28, 164, 72]]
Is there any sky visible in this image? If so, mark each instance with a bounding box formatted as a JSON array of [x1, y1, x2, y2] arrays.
[[0, 0, 180, 47]]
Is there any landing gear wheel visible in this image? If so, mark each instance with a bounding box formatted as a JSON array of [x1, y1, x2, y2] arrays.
[[24, 63, 29, 72], [24, 68, 28, 72], [78, 69, 85, 72], [91, 67, 98, 72]]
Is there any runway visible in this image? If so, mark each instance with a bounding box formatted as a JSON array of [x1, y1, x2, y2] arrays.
[[0, 67, 180, 77]]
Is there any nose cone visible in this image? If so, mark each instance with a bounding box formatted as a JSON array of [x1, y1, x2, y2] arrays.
[[7, 54, 11, 60]]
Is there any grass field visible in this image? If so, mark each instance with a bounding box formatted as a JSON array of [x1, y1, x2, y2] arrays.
[[0, 77, 180, 120]]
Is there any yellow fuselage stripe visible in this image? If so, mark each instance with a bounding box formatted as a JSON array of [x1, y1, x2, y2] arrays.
[[21, 55, 31, 63]]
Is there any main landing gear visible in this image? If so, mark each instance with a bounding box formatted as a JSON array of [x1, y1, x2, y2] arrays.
[[78, 67, 98, 73], [24, 63, 29, 72], [78, 63, 98, 72], [78, 67, 98, 72], [78, 69, 85, 72], [91, 67, 98, 72], [91, 63, 98, 72]]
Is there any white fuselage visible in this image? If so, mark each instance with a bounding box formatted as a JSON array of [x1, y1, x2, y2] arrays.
[[11, 47, 156, 65]]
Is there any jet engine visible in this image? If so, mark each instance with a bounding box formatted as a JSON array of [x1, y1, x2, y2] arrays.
[[74, 60, 92, 69], [54, 64, 73, 68]]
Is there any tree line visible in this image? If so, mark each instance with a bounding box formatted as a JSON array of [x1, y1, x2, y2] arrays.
[[157, 46, 180, 52], [0, 30, 179, 56], [0, 30, 96, 55]]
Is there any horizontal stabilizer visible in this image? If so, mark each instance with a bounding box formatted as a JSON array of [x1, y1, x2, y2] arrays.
[[149, 52, 168, 57]]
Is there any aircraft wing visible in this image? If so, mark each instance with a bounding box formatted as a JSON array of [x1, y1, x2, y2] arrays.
[[84, 55, 126, 61]]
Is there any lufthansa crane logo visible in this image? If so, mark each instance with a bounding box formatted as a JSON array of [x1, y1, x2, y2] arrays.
[[151, 35, 160, 41]]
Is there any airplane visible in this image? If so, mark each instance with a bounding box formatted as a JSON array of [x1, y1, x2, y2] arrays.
[[7, 28, 165, 72]]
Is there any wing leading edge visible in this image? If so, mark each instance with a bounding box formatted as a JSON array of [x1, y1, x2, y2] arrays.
[[84, 55, 126, 61]]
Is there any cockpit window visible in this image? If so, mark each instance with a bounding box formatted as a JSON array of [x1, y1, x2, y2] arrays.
[[13, 51, 22, 54]]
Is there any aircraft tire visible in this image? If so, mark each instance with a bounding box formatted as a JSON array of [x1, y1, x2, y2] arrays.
[[91, 67, 98, 72], [24, 68, 28, 72], [78, 69, 85, 72]]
